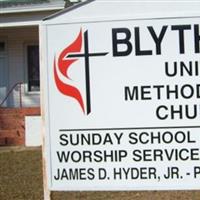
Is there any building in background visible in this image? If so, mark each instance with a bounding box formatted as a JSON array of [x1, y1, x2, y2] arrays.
[[0, 0, 67, 107], [0, 0, 83, 146]]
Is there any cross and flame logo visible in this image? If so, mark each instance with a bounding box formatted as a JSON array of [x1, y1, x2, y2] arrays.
[[54, 29, 108, 115]]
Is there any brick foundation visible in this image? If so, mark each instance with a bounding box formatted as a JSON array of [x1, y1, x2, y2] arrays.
[[0, 107, 40, 146]]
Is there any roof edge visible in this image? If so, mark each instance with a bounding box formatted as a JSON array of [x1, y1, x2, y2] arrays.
[[0, 6, 64, 14], [43, 0, 95, 21]]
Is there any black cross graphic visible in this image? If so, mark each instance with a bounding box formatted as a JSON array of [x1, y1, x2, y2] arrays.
[[67, 31, 108, 115]]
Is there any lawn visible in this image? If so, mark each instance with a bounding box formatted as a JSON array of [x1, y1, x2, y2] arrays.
[[0, 147, 43, 200], [0, 147, 200, 200]]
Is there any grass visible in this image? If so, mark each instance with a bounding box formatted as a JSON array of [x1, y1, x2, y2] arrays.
[[1, 147, 200, 200], [0, 147, 43, 200]]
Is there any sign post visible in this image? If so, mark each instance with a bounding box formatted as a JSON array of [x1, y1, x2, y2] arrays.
[[41, 4, 200, 191]]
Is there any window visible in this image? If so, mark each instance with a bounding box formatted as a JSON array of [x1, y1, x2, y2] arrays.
[[27, 45, 40, 92], [0, 42, 5, 52]]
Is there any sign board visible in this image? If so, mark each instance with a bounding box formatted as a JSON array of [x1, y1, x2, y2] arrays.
[[42, 16, 200, 191]]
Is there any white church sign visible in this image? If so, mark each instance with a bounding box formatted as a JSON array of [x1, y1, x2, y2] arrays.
[[41, 1, 200, 191]]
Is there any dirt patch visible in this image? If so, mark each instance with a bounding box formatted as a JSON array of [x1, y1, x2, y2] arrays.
[[51, 191, 200, 200]]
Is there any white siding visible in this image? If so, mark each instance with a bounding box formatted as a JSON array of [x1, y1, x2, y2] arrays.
[[0, 10, 62, 27], [0, 26, 40, 107]]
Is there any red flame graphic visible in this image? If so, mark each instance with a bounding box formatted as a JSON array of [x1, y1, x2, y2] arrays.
[[54, 29, 85, 113]]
